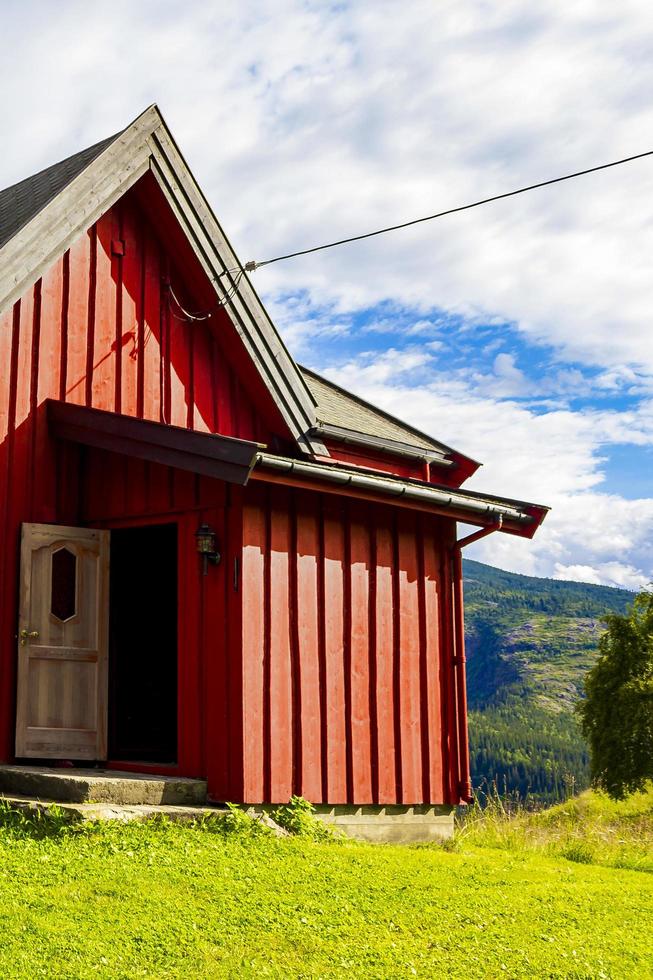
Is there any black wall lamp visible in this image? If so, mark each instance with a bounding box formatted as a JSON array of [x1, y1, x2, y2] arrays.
[[195, 523, 221, 575]]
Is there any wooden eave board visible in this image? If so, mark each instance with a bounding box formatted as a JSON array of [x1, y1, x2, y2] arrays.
[[0, 105, 325, 457]]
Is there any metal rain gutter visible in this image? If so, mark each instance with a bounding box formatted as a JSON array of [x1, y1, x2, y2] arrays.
[[255, 453, 533, 526]]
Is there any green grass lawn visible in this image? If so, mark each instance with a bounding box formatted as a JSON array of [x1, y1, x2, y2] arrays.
[[0, 799, 651, 979]]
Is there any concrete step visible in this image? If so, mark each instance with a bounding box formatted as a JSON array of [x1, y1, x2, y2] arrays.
[[0, 794, 224, 825], [0, 765, 207, 806]]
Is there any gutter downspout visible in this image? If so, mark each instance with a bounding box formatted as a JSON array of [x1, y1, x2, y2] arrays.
[[450, 516, 503, 803]]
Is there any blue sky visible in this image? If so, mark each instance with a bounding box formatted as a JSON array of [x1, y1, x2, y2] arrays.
[[1, 0, 652, 588]]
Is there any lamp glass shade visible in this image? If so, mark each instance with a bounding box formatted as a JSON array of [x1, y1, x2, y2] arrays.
[[195, 523, 216, 555]]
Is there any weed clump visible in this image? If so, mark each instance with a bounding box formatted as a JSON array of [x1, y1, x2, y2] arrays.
[[272, 795, 334, 840]]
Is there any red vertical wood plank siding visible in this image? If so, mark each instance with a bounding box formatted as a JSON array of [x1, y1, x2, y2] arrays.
[[348, 505, 373, 803], [239, 486, 458, 806], [452, 547, 472, 802], [2, 192, 271, 437], [0, 303, 17, 744], [65, 232, 91, 405], [92, 214, 116, 411], [142, 229, 162, 423], [12, 289, 36, 551], [421, 526, 445, 801], [438, 524, 459, 805], [240, 495, 266, 801], [203, 496, 230, 799], [294, 494, 322, 800], [119, 203, 138, 415], [268, 489, 293, 801], [34, 261, 63, 522], [396, 511, 423, 802], [322, 501, 347, 803], [192, 323, 214, 433], [374, 522, 397, 803]]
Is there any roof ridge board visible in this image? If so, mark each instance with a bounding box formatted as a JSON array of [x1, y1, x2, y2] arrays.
[[299, 364, 479, 464]]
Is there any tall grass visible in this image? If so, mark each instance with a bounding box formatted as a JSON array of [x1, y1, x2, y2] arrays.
[[455, 783, 653, 873]]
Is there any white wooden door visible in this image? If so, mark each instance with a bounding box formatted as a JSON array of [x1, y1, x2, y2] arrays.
[[15, 523, 110, 760]]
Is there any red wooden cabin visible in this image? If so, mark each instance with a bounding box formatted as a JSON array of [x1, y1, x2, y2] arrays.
[[0, 106, 547, 838]]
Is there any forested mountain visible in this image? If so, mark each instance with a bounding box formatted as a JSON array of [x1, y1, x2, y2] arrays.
[[463, 559, 634, 803]]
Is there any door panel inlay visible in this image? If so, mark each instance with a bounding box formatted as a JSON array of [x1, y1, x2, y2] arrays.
[[51, 547, 77, 622]]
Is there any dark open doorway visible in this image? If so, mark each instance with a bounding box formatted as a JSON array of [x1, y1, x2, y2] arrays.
[[108, 523, 178, 763]]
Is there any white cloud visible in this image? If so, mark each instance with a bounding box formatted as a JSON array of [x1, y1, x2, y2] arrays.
[[317, 351, 653, 588], [553, 563, 650, 591], [2, 2, 653, 381], [472, 352, 531, 398]]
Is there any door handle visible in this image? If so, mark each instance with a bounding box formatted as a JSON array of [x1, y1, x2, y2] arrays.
[[19, 629, 39, 646]]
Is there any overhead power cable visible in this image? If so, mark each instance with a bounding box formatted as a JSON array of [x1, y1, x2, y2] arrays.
[[166, 271, 245, 322], [242, 148, 653, 272]]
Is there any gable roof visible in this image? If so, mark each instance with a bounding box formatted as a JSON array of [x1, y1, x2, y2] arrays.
[[0, 133, 122, 250], [0, 105, 325, 456]]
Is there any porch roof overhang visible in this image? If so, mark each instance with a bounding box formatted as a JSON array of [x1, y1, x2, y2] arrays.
[[47, 400, 261, 485], [252, 452, 549, 538]]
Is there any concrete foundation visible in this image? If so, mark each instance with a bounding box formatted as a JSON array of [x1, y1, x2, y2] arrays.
[[314, 804, 454, 843], [247, 803, 454, 843]]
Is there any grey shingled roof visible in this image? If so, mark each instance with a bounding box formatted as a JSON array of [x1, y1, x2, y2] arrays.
[[0, 133, 121, 250], [299, 366, 448, 454]]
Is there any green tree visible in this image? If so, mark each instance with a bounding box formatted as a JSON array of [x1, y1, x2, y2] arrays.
[[578, 591, 653, 798]]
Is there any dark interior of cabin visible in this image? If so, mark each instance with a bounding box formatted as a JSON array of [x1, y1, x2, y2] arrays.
[[108, 523, 178, 763]]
